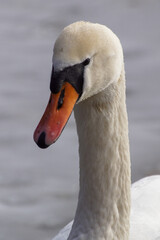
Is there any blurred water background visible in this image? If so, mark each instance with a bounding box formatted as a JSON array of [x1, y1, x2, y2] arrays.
[[0, 0, 160, 239]]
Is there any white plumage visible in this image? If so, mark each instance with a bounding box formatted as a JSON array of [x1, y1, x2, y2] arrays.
[[53, 176, 160, 240], [38, 21, 160, 240]]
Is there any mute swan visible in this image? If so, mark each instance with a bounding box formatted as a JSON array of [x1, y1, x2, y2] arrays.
[[34, 21, 160, 240]]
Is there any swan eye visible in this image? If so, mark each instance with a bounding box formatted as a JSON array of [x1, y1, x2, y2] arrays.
[[83, 58, 90, 66]]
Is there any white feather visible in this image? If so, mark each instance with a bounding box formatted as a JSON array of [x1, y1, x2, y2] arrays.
[[49, 22, 160, 240], [53, 176, 160, 240]]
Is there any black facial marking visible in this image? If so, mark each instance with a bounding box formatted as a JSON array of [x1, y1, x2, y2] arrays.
[[50, 59, 90, 97], [57, 88, 65, 110], [49, 96, 52, 104], [50, 67, 64, 94], [83, 58, 90, 66]]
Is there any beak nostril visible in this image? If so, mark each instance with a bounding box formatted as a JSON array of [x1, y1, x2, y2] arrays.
[[37, 132, 49, 149], [57, 88, 65, 110]]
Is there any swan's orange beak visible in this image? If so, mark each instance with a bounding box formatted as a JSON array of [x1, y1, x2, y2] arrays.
[[33, 82, 79, 148]]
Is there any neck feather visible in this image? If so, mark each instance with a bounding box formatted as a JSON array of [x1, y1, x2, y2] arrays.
[[68, 69, 131, 240]]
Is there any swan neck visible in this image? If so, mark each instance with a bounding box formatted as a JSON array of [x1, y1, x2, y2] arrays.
[[69, 70, 131, 240]]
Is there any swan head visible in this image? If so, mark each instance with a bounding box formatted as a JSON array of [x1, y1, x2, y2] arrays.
[[34, 21, 123, 148]]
